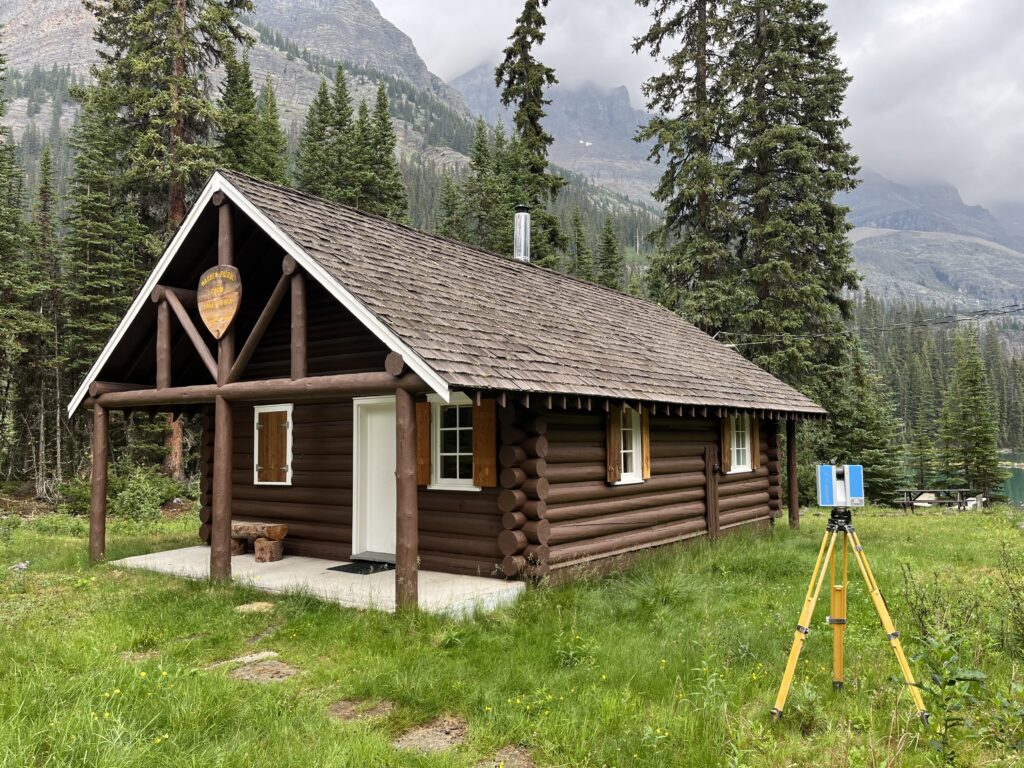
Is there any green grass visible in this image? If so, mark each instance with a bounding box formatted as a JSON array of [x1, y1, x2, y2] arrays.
[[1, 506, 1022, 767]]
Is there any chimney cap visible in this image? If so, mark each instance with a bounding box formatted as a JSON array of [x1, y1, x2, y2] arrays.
[[514, 204, 531, 214]]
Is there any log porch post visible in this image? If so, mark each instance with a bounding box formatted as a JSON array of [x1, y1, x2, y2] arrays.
[[156, 299, 171, 389], [88, 403, 109, 562], [786, 419, 799, 529], [210, 194, 235, 582], [394, 386, 418, 609], [291, 269, 307, 380]]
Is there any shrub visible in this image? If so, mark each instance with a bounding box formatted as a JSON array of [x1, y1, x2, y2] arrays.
[[56, 462, 189, 519]]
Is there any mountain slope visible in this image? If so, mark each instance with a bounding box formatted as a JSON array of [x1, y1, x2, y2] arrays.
[[451, 62, 658, 203]]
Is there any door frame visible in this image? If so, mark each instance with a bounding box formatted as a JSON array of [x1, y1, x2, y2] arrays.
[[351, 395, 398, 562]]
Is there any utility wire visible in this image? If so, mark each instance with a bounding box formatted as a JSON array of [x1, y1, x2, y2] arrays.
[[717, 302, 1024, 349]]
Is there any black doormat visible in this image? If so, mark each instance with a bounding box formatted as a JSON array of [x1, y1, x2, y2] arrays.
[[328, 561, 395, 576]]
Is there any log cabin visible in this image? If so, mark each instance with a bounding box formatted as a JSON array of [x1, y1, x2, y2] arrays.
[[68, 170, 825, 607]]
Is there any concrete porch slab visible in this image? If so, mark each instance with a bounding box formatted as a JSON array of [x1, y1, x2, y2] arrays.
[[112, 546, 524, 617]]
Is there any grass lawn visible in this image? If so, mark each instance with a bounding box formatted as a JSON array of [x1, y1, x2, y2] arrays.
[[1, 506, 1022, 767]]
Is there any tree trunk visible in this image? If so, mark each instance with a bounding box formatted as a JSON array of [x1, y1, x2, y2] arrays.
[[163, 416, 185, 481]]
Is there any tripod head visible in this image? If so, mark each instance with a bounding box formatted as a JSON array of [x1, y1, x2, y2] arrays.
[[826, 507, 854, 532]]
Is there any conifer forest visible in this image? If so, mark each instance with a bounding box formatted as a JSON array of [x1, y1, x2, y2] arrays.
[[0, 0, 1014, 509]]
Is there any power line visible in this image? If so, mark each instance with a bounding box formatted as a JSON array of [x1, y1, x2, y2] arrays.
[[717, 303, 1024, 349]]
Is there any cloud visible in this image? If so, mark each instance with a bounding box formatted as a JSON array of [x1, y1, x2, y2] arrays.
[[375, 0, 1024, 204]]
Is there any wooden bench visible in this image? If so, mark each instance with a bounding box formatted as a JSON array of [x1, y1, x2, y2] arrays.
[[230, 521, 288, 562]]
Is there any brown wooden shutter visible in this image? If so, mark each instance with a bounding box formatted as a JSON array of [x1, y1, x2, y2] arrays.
[[751, 417, 761, 469], [641, 407, 651, 480], [256, 409, 288, 483], [606, 403, 623, 483], [415, 401, 431, 485], [720, 417, 732, 474], [472, 399, 498, 487]]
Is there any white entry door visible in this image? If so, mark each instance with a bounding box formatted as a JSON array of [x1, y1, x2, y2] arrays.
[[352, 396, 398, 562]]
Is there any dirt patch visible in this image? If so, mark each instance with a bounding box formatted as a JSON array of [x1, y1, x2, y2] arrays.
[[120, 650, 159, 662], [161, 498, 196, 519], [228, 659, 298, 683], [206, 650, 278, 670], [474, 746, 536, 768], [327, 699, 395, 722], [235, 601, 275, 614], [392, 715, 468, 752], [247, 623, 281, 644], [0, 489, 48, 519]]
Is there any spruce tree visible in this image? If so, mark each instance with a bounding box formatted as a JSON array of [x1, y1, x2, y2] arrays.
[[437, 173, 468, 242], [364, 83, 408, 221], [297, 80, 334, 197], [252, 75, 289, 184], [727, 0, 860, 393], [217, 47, 259, 174], [596, 218, 625, 291], [567, 209, 594, 281], [495, 0, 565, 267], [939, 328, 1005, 494], [824, 347, 905, 503], [634, 0, 738, 330], [86, 0, 254, 231]]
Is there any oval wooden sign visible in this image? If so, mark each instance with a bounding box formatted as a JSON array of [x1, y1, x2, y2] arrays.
[[197, 265, 242, 339]]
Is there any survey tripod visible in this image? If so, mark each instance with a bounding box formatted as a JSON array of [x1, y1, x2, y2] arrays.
[[770, 507, 929, 723]]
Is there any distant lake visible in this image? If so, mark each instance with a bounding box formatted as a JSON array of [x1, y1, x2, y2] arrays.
[[1002, 452, 1024, 505]]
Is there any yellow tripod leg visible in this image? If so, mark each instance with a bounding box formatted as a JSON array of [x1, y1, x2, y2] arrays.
[[829, 533, 848, 689], [771, 529, 838, 720], [848, 531, 929, 722]]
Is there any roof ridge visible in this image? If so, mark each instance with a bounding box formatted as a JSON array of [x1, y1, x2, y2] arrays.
[[215, 168, 673, 314]]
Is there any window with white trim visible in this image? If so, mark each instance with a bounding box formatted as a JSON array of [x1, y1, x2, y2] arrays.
[[618, 405, 644, 484], [729, 413, 752, 473], [429, 393, 479, 491], [253, 404, 293, 485]]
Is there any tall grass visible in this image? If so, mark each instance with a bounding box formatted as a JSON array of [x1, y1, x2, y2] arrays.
[[0, 507, 1021, 766]]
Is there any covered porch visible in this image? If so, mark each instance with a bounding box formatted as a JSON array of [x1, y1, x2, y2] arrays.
[[112, 546, 524, 616]]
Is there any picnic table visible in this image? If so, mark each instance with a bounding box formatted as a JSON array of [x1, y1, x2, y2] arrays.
[[895, 488, 974, 511]]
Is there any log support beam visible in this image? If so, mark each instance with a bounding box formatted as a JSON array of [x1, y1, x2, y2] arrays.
[[786, 419, 799, 529], [211, 196, 235, 582], [395, 386, 418, 609], [290, 270, 307, 380], [88, 404, 109, 562], [227, 272, 290, 384], [156, 299, 171, 389]]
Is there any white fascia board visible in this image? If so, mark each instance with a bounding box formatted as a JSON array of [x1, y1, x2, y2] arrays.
[[66, 180, 221, 417], [215, 174, 450, 402], [67, 172, 450, 417]]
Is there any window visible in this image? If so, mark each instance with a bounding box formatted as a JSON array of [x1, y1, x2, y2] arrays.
[[729, 413, 752, 473], [253, 404, 293, 485], [617, 405, 644, 484], [429, 393, 480, 491]]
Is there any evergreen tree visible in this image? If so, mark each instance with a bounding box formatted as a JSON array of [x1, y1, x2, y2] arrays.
[[567, 209, 594, 281], [217, 47, 259, 174], [939, 328, 1006, 494], [727, 0, 860, 393], [437, 173, 468, 242], [363, 83, 408, 221], [494, 0, 564, 267], [85, 0, 254, 231], [297, 80, 334, 197], [634, 0, 738, 330], [596, 218, 625, 291], [251, 75, 289, 184], [0, 41, 43, 480], [823, 346, 905, 502]]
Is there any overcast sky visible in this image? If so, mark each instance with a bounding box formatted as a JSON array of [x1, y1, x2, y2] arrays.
[[374, 0, 1024, 205]]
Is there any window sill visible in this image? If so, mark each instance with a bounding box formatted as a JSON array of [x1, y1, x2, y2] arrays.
[[726, 467, 753, 476], [427, 483, 482, 493], [613, 477, 645, 486], [253, 481, 293, 487]]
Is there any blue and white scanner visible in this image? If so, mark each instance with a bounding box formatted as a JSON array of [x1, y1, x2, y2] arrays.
[[816, 465, 865, 508]]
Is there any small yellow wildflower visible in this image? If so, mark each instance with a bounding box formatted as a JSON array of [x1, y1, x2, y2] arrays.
[[139, 671, 147, 678]]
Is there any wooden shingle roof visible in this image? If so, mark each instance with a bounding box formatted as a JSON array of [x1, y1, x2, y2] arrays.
[[219, 170, 824, 416]]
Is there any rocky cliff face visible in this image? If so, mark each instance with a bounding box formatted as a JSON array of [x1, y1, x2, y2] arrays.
[[253, 0, 464, 108], [451, 62, 658, 203], [0, 0, 465, 110]]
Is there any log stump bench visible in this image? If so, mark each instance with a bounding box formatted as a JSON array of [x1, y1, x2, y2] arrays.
[[230, 521, 288, 562]]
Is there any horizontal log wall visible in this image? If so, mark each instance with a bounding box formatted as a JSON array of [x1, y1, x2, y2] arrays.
[[542, 412, 776, 572]]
